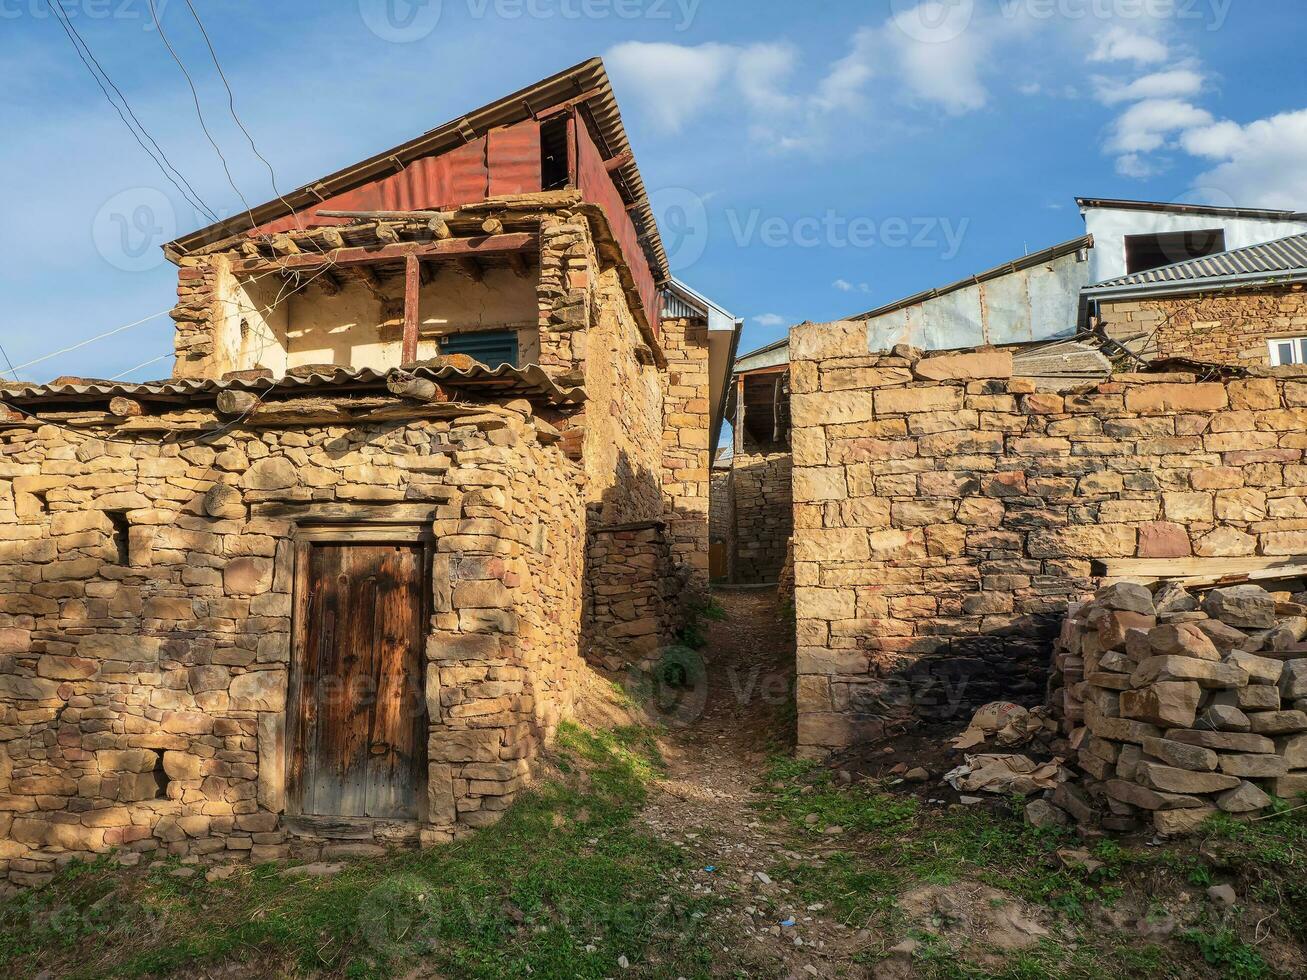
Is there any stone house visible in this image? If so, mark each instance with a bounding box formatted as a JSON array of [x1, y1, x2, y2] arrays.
[[0, 59, 737, 888]]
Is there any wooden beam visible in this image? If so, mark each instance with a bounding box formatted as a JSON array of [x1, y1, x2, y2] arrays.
[[402, 254, 421, 365], [375, 222, 401, 245], [215, 390, 261, 416], [604, 149, 633, 173], [316, 209, 452, 221], [270, 233, 301, 256], [386, 372, 450, 403], [534, 86, 605, 121], [428, 215, 452, 240], [481, 216, 504, 236], [733, 375, 745, 455], [1095, 556, 1307, 587], [107, 396, 143, 418], [228, 233, 538, 274]]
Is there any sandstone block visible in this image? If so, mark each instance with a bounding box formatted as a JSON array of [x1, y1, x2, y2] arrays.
[[1248, 710, 1307, 735], [1148, 623, 1219, 661], [240, 457, 299, 491], [1125, 383, 1228, 414], [1217, 780, 1271, 813], [1165, 729, 1275, 753], [1277, 734, 1307, 768], [1272, 773, 1307, 799], [912, 349, 1013, 381], [1203, 585, 1277, 630], [224, 557, 273, 596], [1280, 660, 1307, 700], [1198, 704, 1251, 733], [1137, 762, 1241, 795], [229, 670, 285, 712], [1219, 754, 1289, 779], [1153, 807, 1219, 836], [1095, 582, 1155, 614], [1228, 651, 1284, 686], [872, 386, 964, 416], [1121, 681, 1200, 728], [1141, 736, 1218, 772], [1105, 778, 1206, 811], [1131, 656, 1248, 690]]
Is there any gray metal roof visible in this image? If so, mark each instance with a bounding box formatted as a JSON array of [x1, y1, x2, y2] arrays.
[[0, 362, 586, 409], [1085, 232, 1307, 296]]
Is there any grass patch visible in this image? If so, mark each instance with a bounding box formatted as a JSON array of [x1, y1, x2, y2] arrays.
[[0, 724, 725, 980]]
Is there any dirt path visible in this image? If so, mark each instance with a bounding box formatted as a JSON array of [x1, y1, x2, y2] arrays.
[[640, 588, 872, 978]]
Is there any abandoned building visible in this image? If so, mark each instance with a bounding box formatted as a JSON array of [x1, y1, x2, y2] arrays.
[[716, 198, 1307, 585], [0, 59, 739, 887]]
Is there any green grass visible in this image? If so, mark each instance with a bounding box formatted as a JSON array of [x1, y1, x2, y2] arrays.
[[0, 724, 726, 980]]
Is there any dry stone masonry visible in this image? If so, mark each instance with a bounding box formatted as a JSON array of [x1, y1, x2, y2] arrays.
[[1049, 581, 1307, 835], [789, 319, 1307, 758]]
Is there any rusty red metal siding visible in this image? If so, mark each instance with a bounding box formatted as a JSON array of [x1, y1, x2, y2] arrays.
[[487, 121, 542, 197], [256, 137, 490, 237], [574, 118, 660, 338]]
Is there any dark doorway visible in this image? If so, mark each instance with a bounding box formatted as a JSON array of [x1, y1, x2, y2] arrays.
[[289, 541, 429, 821]]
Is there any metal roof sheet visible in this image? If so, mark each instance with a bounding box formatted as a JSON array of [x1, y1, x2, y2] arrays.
[[164, 58, 669, 284], [0, 363, 586, 408], [1087, 232, 1307, 292], [1076, 197, 1307, 221]]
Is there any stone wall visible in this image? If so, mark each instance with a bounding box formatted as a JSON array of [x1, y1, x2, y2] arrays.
[[729, 449, 792, 584], [789, 320, 1307, 757], [0, 398, 585, 889], [583, 521, 676, 672], [1099, 283, 1307, 368], [660, 317, 712, 591]]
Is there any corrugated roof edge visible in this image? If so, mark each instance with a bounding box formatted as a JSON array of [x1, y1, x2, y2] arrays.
[[1076, 197, 1307, 221], [0, 363, 586, 408], [1084, 231, 1307, 298], [163, 58, 668, 285]]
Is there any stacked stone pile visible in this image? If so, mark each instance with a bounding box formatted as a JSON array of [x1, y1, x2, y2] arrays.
[[1049, 580, 1307, 834]]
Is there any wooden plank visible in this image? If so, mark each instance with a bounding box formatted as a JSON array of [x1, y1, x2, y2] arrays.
[[1096, 557, 1307, 587], [366, 545, 427, 819], [402, 254, 421, 365], [227, 233, 538, 274]]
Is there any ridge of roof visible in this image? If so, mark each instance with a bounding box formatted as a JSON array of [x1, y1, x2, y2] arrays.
[[850, 234, 1094, 321], [164, 58, 668, 283], [1076, 197, 1307, 221]]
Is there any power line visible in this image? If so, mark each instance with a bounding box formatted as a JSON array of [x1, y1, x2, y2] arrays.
[[43, 0, 216, 221], [180, 0, 298, 223], [145, 0, 259, 232]]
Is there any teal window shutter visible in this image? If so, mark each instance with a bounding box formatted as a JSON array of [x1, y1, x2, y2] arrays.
[[440, 330, 519, 368]]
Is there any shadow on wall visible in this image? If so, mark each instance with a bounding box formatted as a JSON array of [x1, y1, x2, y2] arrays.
[[728, 450, 792, 585], [582, 450, 704, 672]]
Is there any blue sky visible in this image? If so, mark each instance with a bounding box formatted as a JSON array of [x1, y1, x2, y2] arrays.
[[1, 0, 1304, 382]]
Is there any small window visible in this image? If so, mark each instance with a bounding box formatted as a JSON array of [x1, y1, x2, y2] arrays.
[[1269, 337, 1307, 367], [440, 330, 519, 368], [1124, 229, 1226, 274]]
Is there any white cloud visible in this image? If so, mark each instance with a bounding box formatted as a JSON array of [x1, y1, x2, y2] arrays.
[[605, 42, 736, 133], [1089, 26, 1169, 65], [1093, 68, 1204, 106], [832, 279, 870, 293], [1115, 153, 1162, 179], [1018, 82, 1042, 96], [752, 313, 787, 327], [1107, 99, 1213, 155], [1182, 109, 1307, 209]]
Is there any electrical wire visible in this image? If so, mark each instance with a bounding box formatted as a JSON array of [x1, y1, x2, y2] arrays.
[[43, 0, 216, 222], [180, 0, 299, 224]]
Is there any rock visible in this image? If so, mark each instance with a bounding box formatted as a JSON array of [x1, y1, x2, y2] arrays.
[[1218, 754, 1289, 779], [912, 349, 1013, 381], [1099, 611, 1157, 651], [1227, 651, 1284, 686], [1207, 884, 1237, 906], [1215, 685, 1281, 712], [1121, 681, 1201, 728], [1153, 583, 1198, 615], [1217, 780, 1272, 813], [1271, 773, 1307, 798], [904, 767, 929, 783], [1147, 623, 1219, 661], [1203, 586, 1277, 629], [1197, 704, 1251, 733], [1154, 807, 1219, 836], [1196, 620, 1254, 654], [279, 862, 345, 878], [1278, 734, 1307, 768], [1105, 779, 1207, 811], [1024, 799, 1069, 829], [1165, 729, 1276, 753], [1096, 582, 1156, 615], [202, 483, 245, 519], [1130, 656, 1248, 690], [1142, 737, 1218, 772], [1248, 710, 1307, 735], [1052, 783, 1100, 826], [1136, 762, 1241, 795], [240, 457, 299, 491], [229, 669, 285, 712], [1280, 660, 1307, 700], [223, 557, 273, 597]]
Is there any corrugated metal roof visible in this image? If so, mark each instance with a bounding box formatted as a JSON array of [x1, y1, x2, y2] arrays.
[[0, 363, 586, 408], [165, 58, 669, 284], [1086, 232, 1307, 293]]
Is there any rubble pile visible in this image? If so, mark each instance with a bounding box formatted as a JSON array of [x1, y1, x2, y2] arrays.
[[1047, 581, 1307, 835]]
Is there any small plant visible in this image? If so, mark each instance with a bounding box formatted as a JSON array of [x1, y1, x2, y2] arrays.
[[1181, 928, 1269, 979]]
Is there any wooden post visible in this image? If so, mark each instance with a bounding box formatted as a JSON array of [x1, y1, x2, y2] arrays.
[[733, 375, 745, 455], [566, 109, 579, 188], [402, 254, 421, 365]]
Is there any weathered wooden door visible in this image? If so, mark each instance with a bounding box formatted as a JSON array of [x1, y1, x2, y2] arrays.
[[289, 542, 428, 820]]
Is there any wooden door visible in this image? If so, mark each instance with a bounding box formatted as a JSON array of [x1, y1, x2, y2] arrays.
[[289, 542, 428, 820]]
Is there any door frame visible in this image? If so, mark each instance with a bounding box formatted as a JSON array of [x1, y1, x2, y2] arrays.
[[285, 522, 435, 830]]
